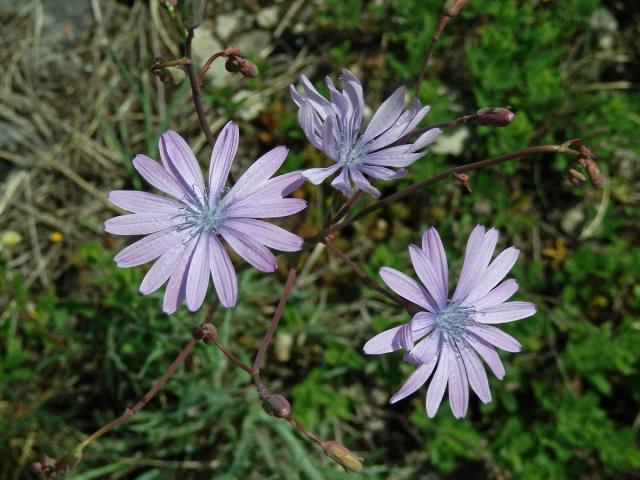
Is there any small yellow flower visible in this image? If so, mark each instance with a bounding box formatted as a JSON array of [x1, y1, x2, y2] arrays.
[[49, 231, 64, 243]]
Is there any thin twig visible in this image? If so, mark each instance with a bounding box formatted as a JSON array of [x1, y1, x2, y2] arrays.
[[333, 144, 581, 233], [414, 0, 468, 98], [253, 267, 298, 396], [183, 28, 215, 149]]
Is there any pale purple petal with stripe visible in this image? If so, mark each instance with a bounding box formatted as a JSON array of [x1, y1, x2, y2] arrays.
[[466, 335, 505, 379], [303, 165, 341, 185], [363, 325, 404, 354], [226, 146, 289, 202], [349, 167, 380, 197], [359, 165, 407, 180], [390, 357, 437, 404], [208, 235, 237, 308], [472, 279, 519, 310], [459, 345, 491, 403], [448, 351, 469, 419], [464, 247, 520, 304], [132, 154, 185, 199], [104, 213, 181, 235], [114, 229, 184, 267], [219, 226, 277, 272], [412, 311, 435, 336], [409, 331, 441, 364], [108, 190, 183, 214], [162, 239, 197, 314], [361, 86, 407, 144], [224, 218, 303, 252], [421, 227, 448, 300], [409, 245, 447, 309], [226, 198, 307, 219], [185, 234, 210, 311], [159, 130, 205, 200], [379, 267, 437, 312], [330, 168, 353, 196], [140, 236, 195, 295], [426, 345, 450, 417], [475, 301, 536, 324], [208, 121, 239, 200], [467, 325, 521, 352]]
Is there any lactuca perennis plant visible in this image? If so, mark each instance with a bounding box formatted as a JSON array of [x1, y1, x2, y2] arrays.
[[34, 0, 604, 477], [364, 226, 536, 418]]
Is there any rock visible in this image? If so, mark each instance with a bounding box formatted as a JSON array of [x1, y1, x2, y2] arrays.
[[431, 127, 470, 156], [256, 6, 279, 29], [235, 30, 271, 56], [215, 12, 241, 41], [192, 23, 230, 86]]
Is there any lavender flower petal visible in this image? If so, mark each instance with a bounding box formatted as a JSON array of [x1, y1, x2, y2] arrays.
[[227, 146, 289, 201], [224, 218, 303, 252], [426, 345, 450, 417], [466, 335, 505, 379], [303, 165, 341, 185], [464, 247, 520, 303], [219, 226, 277, 272], [363, 326, 405, 354], [208, 121, 239, 200], [108, 190, 183, 214], [448, 350, 469, 419], [133, 154, 185, 199], [390, 358, 437, 404], [114, 229, 184, 267], [208, 235, 237, 308], [475, 301, 537, 324], [409, 245, 447, 309], [104, 213, 181, 235], [185, 235, 211, 311], [421, 227, 448, 300], [379, 267, 437, 312], [459, 345, 491, 403], [349, 167, 380, 197], [361, 86, 407, 144], [472, 279, 519, 310], [140, 237, 195, 295], [226, 198, 307, 219], [162, 242, 194, 314], [159, 130, 205, 201], [467, 325, 521, 352]]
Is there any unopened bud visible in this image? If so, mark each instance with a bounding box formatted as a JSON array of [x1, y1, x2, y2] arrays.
[[568, 168, 586, 186], [238, 58, 259, 78], [225, 57, 241, 73], [193, 323, 217, 343], [262, 394, 292, 418], [476, 107, 514, 127], [443, 0, 469, 17], [224, 46, 241, 57], [321, 441, 364, 473], [585, 160, 604, 188]]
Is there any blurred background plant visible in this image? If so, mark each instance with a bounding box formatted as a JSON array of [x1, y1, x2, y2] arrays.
[[1, 0, 639, 478]]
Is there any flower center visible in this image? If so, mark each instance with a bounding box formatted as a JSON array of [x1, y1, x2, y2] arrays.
[[179, 192, 228, 235], [337, 124, 365, 167], [434, 302, 476, 344]]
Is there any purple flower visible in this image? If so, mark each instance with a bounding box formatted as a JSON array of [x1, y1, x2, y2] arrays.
[[290, 69, 441, 197], [105, 122, 306, 314], [363, 225, 536, 418]]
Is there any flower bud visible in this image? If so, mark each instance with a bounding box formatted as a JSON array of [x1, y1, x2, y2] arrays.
[[321, 441, 364, 473], [238, 59, 259, 78], [476, 107, 514, 127], [225, 57, 241, 73], [568, 168, 586, 186], [262, 394, 292, 418], [585, 160, 604, 188]]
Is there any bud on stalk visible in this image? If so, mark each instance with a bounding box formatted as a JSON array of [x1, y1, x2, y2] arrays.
[[476, 107, 515, 127]]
